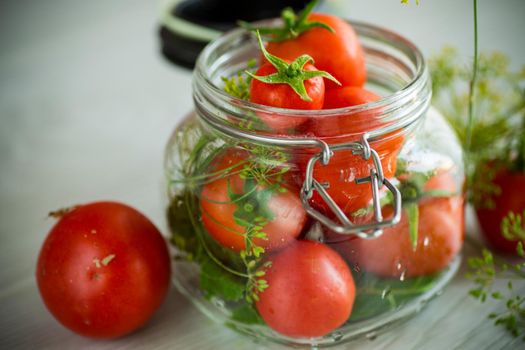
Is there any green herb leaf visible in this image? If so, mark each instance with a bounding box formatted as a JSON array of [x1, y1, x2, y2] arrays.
[[517, 242, 525, 258], [230, 304, 265, 325], [349, 272, 439, 322], [465, 244, 525, 340], [501, 210, 525, 241], [200, 258, 245, 302], [168, 193, 201, 260], [405, 202, 419, 251]]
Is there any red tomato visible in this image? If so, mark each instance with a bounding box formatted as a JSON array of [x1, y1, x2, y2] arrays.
[[323, 86, 381, 109], [36, 202, 171, 338], [256, 240, 355, 338], [200, 149, 307, 252], [348, 196, 463, 278], [250, 62, 324, 132], [333, 172, 464, 278], [305, 86, 382, 137], [476, 168, 525, 254], [265, 13, 366, 88]]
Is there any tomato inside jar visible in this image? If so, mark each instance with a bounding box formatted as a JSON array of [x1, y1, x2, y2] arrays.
[[165, 5, 464, 346]]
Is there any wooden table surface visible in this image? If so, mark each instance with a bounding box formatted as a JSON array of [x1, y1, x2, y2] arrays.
[[1, 0, 524, 349]]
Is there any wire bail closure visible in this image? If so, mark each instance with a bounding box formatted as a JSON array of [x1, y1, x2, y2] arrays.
[[300, 134, 402, 239]]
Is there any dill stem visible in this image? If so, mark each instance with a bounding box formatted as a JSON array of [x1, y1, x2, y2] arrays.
[[517, 112, 525, 172], [465, 0, 479, 180]]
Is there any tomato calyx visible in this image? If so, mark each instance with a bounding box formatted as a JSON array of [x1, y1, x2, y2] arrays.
[[247, 31, 340, 102], [239, 0, 333, 42]]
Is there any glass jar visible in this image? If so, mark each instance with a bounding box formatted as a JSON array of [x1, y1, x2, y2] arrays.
[[165, 20, 464, 347]]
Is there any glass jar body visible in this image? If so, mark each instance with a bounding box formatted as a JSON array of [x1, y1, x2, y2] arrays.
[[165, 22, 464, 346]]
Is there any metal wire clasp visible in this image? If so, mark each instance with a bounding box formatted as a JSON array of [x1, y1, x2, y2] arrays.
[[300, 134, 402, 239]]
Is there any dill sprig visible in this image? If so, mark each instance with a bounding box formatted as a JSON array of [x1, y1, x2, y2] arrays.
[[466, 242, 525, 340], [502, 210, 525, 242], [227, 176, 275, 303], [429, 48, 525, 206], [170, 119, 292, 304], [221, 58, 257, 101]]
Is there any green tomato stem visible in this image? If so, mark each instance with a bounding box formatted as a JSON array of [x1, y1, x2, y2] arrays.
[[238, 0, 333, 43]]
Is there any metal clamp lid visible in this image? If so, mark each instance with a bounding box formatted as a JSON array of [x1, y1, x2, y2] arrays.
[[300, 134, 402, 239]]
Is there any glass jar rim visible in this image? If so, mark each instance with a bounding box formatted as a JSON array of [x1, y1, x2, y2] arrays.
[[193, 19, 430, 142]]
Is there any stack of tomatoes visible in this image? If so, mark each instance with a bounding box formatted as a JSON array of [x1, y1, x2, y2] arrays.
[[200, 5, 463, 339], [202, 10, 377, 338], [247, 10, 404, 218], [200, 148, 356, 338]]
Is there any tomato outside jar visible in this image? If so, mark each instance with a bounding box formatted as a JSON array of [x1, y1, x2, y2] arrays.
[[164, 20, 464, 347]]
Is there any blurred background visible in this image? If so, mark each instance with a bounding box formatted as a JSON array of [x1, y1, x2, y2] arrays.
[[0, 0, 524, 349], [1, 0, 523, 222]]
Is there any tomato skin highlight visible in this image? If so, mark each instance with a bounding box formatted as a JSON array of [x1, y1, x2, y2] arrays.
[[256, 240, 355, 338], [476, 168, 525, 254], [36, 202, 171, 338], [200, 149, 307, 252], [265, 13, 366, 88]]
